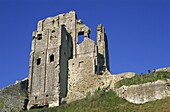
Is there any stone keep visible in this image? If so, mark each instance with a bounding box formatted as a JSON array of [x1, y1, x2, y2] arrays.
[[27, 11, 110, 109]]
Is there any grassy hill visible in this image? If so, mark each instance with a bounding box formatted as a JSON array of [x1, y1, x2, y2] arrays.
[[115, 71, 170, 88], [1, 71, 170, 112], [25, 89, 170, 112]]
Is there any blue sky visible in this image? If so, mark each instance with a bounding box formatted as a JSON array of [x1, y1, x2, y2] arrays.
[[0, 0, 170, 89]]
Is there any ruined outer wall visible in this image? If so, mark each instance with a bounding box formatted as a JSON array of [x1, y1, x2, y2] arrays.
[[156, 67, 170, 72], [67, 57, 96, 102], [67, 69, 115, 103], [67, 25, 98, 102], [77, 38, 97, 58], [0, 79, 28, 112], [116, 80, 170, 104]]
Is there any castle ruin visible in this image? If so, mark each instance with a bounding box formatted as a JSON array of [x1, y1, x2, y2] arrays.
[[27, 11, 110, 109]]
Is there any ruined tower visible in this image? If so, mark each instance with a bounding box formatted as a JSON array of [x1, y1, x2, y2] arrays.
[[27, 11, 110, 109], [97, 24, 110, 73]]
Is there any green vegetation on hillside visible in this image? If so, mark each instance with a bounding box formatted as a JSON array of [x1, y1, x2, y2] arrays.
[[0, 98, 4, 108], [25, 89, 170, 112], [115, 71, 170, 88]]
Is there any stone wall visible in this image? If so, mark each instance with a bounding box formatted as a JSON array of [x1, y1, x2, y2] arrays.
[[116, 80, 170, 104], [77, 38, 96, 58], [28, 11, 111, 109], [28, 11, 76, 109], [97, 24, 110, 73], [156, 67, 170, 72], [67, 70, 115, 103], [0, 79, 28, 112], [59, 26, 73, 102], [113, 72, 136, 82], [66, 70, 137, 103]]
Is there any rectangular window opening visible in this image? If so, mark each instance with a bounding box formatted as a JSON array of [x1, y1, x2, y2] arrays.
[[37, 34, 42, 40], [36, 58, 41, 65], [35, 96, 37, 103], [50, 54, 54, 62]]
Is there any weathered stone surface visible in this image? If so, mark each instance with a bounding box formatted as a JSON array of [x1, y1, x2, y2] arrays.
[[26, 11, 170, 109], [0, 78, 28, 112], [27, 11, 110, 109], [113, 72, 136, 82], [156, 67, 170, 72], [2, 10, 170, 111], [116, 80, 170, 104], [66, 70, 137, 103]]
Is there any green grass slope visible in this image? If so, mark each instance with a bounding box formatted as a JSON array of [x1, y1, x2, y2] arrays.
[[115, 71, 170, 88], [25, 89, 170, 112]]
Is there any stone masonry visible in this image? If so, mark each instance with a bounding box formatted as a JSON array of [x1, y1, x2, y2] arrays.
[[27, 11, 110, 109], [116, 80, 170, 104]]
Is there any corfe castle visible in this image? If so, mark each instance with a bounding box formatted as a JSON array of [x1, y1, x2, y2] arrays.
[[27, 11, 112, 109], [1, 11, 170, 112], [27, 11, 170, 109]]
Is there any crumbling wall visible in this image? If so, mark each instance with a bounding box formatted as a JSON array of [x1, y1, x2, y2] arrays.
[[77, 38, 96, 58], [67, 70, 115, 103], [97, 24, 110, 73], [28, 11, 111, 109], [0, 79, 28, 112], [156, 67, 170, 72], [116, 80, 170, 104], [113, 72, 136, 82]]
